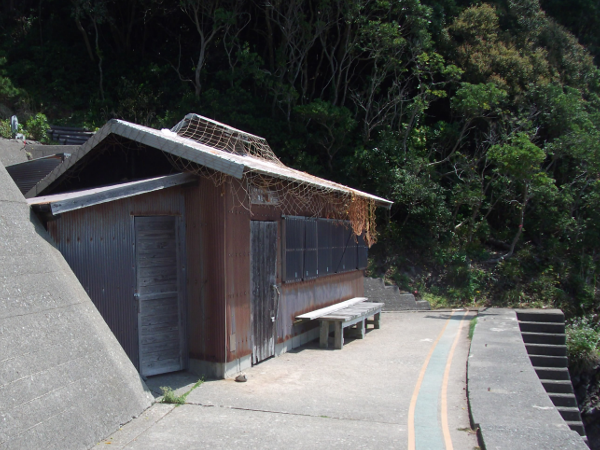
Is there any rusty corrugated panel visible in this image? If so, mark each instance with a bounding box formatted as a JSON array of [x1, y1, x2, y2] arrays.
[[220, 194, 367, 354], [46, 188, 185, 370], [185, 178, 227, 363], [277, 271, 364, 344], [225, 178, 252, 362]]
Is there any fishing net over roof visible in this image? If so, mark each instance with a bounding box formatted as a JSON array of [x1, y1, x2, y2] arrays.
[[172, 114, 284, 166], [26, 114, 391, 246], [167, 114, 389, 245]]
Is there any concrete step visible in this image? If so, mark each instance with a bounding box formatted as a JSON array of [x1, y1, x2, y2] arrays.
[[519, 320, 565, 334], [525, 343, 567, 356], [529, 354, 568, 367], [541, 379, 574, 394], [557, 406, 583, 422], [565, 421, 586, 436], [549, 393, 579, 407], [521, 332, 566, 345], [534, 367, 571, 380], [516, 309, 565, 323]]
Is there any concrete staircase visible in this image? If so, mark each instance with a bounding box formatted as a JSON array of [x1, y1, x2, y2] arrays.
[[363, 277, 430, 311], [516, 309, 587, 441]]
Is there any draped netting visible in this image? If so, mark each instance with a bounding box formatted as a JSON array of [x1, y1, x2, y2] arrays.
[[166, 114, 378, 246]]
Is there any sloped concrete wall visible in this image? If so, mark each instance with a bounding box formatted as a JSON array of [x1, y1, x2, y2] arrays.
[[0, 163, 153, 449]]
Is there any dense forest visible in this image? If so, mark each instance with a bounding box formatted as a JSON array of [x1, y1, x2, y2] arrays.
[[1, 0, 600, 317]]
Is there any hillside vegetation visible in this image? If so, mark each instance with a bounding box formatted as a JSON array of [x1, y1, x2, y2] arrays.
[[2, 0, 600, 316]]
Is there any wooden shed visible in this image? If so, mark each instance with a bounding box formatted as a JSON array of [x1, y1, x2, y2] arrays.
[[26, 115, 392, 378]]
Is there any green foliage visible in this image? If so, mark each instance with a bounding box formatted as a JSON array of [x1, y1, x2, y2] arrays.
[[0, 119, 11, 139], [1, 0, 600, 316], [566, 316, 600, 373], [159, 386, 185, 405], [160, 377, 204, 405], [24, 113, 50, 142], [452, 82, 507, 117]]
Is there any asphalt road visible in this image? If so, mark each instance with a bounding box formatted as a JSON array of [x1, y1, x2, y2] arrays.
[[95, 311, 479, 450]]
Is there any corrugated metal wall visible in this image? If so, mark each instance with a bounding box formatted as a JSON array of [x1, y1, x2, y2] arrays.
[[45, 176, 366, 370], [185, 178, 226, 364], [225, 180, 365, 363], [47, 188, 185, 370], [224, 181, 253, 363]]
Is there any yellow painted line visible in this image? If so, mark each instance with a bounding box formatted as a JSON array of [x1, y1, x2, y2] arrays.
[[440, 310, 469, 450], [407, 311, 454, 450]]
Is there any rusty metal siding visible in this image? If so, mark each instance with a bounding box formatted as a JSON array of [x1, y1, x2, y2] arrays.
[[224, 179, 252, 362], [221, 195, 366, 354], [46, 187, 185, 370], [185, 178, 226, 363], [277, 271, 364, 343]]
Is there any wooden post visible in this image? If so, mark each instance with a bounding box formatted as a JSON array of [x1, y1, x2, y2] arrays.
[[319, 321, 329, 348], [374, 312, 381, 329], [334, 321, 343, 349], [356, 319, 365, 339]]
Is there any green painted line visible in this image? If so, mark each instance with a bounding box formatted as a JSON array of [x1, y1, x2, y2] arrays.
[[414, 314, 463, 450]]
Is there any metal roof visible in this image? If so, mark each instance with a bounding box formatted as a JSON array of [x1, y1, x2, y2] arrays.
[[6, 154, 69, 195], [27, 173, 196, 215], [24, 118, 393, 208]]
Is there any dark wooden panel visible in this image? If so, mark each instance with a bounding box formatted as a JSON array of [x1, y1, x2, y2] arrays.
[[358, 233, 368, 269], [284, 216, 304, 282], [251, 221, 278, 364], [304, 218, 318, 280], [135, 216, 185, 376], [318, 219, 333, 276]]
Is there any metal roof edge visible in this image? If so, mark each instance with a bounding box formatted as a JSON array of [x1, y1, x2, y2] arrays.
[[24, 120, 116, 198], [23, 117, 392, 209], [28, 172, 196, 215], [110, 121, 245, 179]]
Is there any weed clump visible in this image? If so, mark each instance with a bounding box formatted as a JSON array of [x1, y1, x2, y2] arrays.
[[468, 317, 478, 340], [159, 377, 204, 406]]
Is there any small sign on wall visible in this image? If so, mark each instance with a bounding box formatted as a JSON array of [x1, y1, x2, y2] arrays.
[[250, 186, 279, 205]]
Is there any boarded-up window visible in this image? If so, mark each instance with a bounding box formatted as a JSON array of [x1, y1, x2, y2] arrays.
[[342, 228, 358, 272], [283, 216, 367, 282], [331, 220, 346, 273], [284, 216, 304, 282], [318, 219, 332, 276], [304, 218, 318, 279], [357, 233, 368, 269]]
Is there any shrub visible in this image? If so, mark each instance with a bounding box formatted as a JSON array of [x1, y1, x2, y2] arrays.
[[566, 315, 600, 373], [24, 113, 50, 142], [0, 119, 10, 139]]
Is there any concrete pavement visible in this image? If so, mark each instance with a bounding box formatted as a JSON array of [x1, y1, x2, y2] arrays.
[[95, 311, 478, 450]]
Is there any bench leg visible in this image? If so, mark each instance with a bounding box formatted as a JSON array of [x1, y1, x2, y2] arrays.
[[319, 321, 329, 348], [374, 312, 381, 329], [356, 319, 365, 339], [334, 322, 343, 349]]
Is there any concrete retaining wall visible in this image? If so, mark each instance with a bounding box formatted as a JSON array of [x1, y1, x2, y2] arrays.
[[468, 308, 587, 449], [0, 163, 153, 449]]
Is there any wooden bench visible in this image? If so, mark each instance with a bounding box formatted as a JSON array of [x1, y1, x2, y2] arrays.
[[296, 297, 384, 349]]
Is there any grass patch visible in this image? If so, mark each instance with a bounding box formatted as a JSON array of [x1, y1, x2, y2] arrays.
[[468, 317, 477, 340], [421, 292, 451, 309], [160, 377, 204, 405]]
